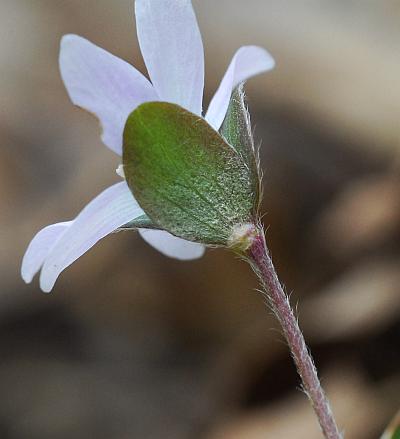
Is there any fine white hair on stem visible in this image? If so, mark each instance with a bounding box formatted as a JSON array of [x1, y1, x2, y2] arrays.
[[245, 225, 343, 439]]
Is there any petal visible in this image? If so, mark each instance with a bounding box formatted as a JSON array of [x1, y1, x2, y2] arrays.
[[39, 182, 145, 293], [21, 222, 72, 284], [60, 34, 157, 155], [205, 46, 275, 130], [139, 229, 205, 260], [135, 0, 204, 115]]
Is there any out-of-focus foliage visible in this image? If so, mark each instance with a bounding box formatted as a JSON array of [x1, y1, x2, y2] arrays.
[[381, 411, 400, 439]]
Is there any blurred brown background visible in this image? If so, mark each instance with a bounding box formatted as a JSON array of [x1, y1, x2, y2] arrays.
[[1, 1, 399, 438]]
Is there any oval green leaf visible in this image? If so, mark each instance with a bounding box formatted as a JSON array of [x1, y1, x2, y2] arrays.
[[123, 102, 256, 245]]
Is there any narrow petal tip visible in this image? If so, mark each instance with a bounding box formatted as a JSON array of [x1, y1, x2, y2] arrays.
[[60, 33, 79, 46], [39, 272, 56, 294], [244, 45, 276, 72], [21, 269, 33, 285], [21, 222, 72, 291], [206, 45, 275, 130]]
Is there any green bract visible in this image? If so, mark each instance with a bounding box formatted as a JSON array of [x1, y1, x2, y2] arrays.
[[122, 101, 257, 246], [220, 85, 261, 213], [118, 213, 155, 230]]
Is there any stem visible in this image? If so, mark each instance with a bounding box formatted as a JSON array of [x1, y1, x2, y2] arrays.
[[246, 229, 343, 439]]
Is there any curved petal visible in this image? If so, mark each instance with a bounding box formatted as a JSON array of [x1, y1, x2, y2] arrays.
[[205, 46, 275, 130], [21, 222, 72, 284], [39, 182, 145, 293], [60, 34, 157, 155], [139, 229, 205, 260], [135, 0, 204, 115]]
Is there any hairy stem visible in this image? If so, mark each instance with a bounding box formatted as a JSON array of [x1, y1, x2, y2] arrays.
[[246, 229, 343, 439]]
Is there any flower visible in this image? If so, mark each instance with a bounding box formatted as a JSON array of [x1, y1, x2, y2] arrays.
[[21, 0, 275, 293]]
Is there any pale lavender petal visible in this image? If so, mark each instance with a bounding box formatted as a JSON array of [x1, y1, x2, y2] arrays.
[[39, 182, 145, 293], [139, 229, 205, 260], [21, 222, 72, 284], [135, 0, 204, 114], [205, 46, 275, 130], [60, 34, 157, 155]]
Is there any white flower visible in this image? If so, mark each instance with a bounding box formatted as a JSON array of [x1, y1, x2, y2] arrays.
[[21, 0, 275, 293]]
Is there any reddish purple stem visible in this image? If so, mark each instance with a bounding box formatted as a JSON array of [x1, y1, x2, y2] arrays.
[[247, 231, 343, 439]]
